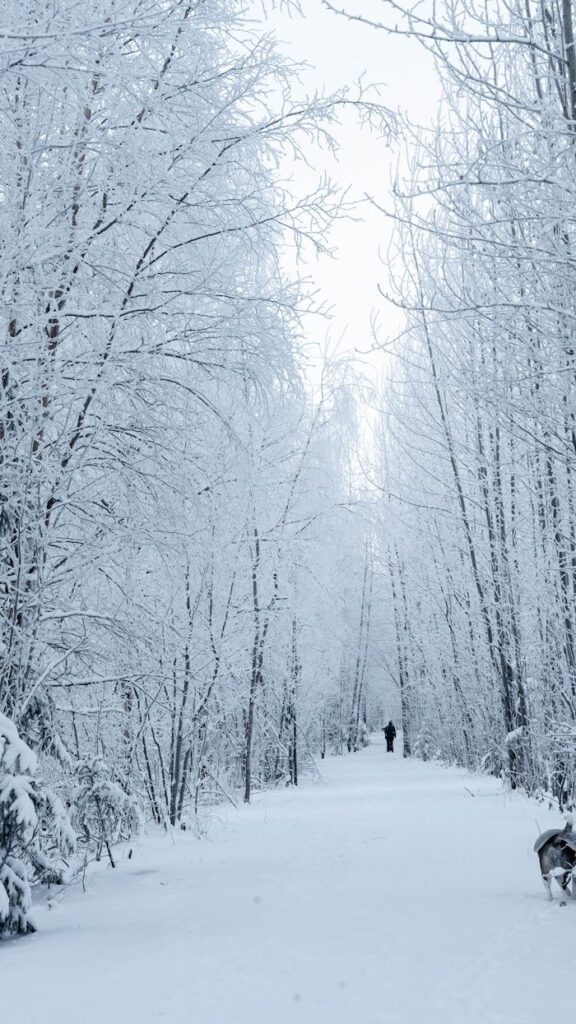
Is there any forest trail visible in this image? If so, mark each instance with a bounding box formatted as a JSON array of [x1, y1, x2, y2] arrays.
[[3, 738, 574, 1024]]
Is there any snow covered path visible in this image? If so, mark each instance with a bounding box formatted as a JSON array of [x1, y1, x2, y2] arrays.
[[3, 738, 574, 1024]]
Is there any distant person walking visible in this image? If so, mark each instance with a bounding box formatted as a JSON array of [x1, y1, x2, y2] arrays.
[[384, 720, 396, 753]]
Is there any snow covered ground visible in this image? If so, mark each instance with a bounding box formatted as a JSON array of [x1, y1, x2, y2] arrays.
[[3, 736, 574, 1024]]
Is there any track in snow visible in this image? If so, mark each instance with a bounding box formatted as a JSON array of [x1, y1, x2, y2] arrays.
[[3, 736, 573, 1024]]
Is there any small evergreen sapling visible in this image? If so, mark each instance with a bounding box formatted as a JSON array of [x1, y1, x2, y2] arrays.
[[0, 713, 75, 936], [73, 757, 142, 868]]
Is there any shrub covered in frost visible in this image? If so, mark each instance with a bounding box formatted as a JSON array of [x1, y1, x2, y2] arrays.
[[73, 757, 142, 868], [0, 713, 75, 936]]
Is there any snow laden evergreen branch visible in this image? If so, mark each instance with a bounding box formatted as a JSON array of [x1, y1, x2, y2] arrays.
[[0, 713, 74, 936]]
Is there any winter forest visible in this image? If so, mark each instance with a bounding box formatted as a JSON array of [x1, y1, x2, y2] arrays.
[[2, 0, 576, 999]]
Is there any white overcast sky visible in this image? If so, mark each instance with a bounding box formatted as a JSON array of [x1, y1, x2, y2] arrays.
[[256, 2, 441, 377]]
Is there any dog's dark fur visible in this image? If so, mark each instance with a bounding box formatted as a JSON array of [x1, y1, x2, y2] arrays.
[[536, 818, 576, 902]]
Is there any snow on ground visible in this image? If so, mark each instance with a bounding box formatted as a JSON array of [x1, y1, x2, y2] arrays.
[[3, 737, 574, 1024]]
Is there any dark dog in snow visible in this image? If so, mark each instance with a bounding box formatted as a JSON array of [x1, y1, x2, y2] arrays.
[[534, 817, 576, 902]]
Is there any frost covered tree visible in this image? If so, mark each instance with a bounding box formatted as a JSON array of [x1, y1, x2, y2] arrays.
[[343, 0, 576, 804], [116, 365, 383, 820], [0, 0, 383, 863], [0, 0, 333, 731], [0, 713, 74, 935], [73, 757, 141, 868]]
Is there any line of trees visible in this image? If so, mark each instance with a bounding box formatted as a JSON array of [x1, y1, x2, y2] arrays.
[[352, 0, 576, 806], [0, 0, 386, 933]]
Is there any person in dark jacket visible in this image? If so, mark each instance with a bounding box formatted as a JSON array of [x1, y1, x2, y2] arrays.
[[384, 720, 396, 752]]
